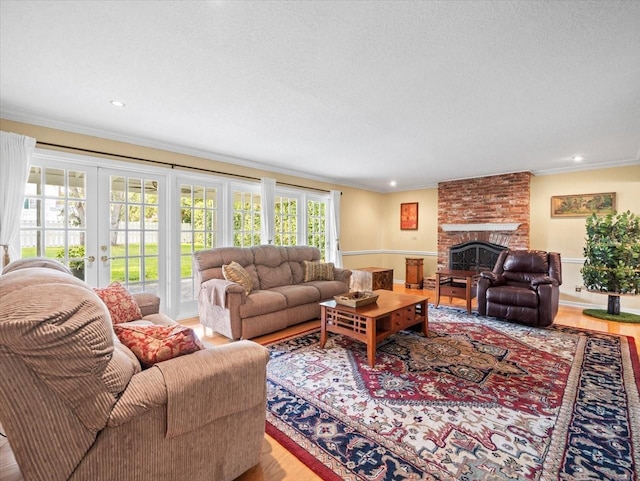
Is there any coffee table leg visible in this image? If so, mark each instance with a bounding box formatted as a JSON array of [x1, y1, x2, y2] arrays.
[[465, 276, 472, 314], [422, 301, 429, 336], [320, 306, 328, 348], [367, 317, 376, 367]]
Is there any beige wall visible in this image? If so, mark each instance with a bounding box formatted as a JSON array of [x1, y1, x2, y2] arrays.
[[3, 118, 639, 311], [531, 165, 640, 311]]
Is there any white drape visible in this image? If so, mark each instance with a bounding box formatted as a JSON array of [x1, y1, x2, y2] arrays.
[[0, 131, 36, 269], [260, 177, 276, 245], [328, 190, 342, 267]]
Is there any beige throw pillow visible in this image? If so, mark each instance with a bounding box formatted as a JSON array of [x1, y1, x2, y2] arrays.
[[222, 261, 253, 294], [303, 261, 335, 282]]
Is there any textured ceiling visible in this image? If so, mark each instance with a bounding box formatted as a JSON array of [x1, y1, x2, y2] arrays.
[[1, 0, 639, 192]]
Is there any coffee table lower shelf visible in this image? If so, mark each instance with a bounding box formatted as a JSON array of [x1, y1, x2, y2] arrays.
[[319, 290, 429, 367]]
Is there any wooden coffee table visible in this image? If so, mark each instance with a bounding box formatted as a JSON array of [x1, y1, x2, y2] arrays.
[[319, 290, 429, 367], [435, 269, 480, 314]]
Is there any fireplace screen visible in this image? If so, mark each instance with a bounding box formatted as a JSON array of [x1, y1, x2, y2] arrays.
[[449, 241, 505, 271]]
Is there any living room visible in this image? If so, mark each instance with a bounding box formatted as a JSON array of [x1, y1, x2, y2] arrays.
[[1, 1, 640, 481]]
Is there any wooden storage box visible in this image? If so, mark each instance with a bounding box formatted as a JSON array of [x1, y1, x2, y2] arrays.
[[351, 267, 393, 291]]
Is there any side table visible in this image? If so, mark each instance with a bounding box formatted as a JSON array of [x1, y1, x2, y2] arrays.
[[405, 258, 424, 289], [435, 269, 480, 314], [351, 267, 393, 291]]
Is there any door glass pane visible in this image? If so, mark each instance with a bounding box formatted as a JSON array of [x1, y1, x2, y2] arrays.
[[108, 174, 161, 294], [179, 182, 219, 302], [20, 166, 88, 279]]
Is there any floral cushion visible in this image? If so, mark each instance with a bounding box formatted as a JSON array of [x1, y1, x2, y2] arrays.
[[113, 324, 205, 368], [222, 261, 253, 294], [93, 282, 143, 324], [303, 261, 335, 282]]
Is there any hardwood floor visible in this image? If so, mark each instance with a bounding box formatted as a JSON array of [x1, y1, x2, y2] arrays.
[[181, 285, 640, 481]]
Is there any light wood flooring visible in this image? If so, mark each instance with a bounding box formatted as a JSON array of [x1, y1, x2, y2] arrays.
[[180, 285, 640, 481]]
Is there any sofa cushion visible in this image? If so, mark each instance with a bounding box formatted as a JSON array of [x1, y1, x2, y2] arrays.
[[113, 324, 205, 368], [222, 261, 253, 295], [304, 279, 350, 300], [270, 285, 321, 307], [303, 261, 335, 282], [486, 286, 539, 308], [286, 246, 321, 283], [94, 282, 143, 324], [239, 290, 288, 318], [256, 262, 294, 290]]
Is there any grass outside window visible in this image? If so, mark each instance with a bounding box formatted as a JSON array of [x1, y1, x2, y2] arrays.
[[21, 243, 203, 281]]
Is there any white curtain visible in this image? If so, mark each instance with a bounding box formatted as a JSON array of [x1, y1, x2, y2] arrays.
[[328, 190, 342, 267], [260, 177, 276, 245], [0, 132, 36, 269]]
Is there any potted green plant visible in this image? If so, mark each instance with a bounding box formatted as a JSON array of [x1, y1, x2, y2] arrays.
[[56, 245, 86, 280], [581, 210, 640, 316]]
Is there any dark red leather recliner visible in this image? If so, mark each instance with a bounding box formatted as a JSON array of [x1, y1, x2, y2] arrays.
[[477, 249, 562, 327]]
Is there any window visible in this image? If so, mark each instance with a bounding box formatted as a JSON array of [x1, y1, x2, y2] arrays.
[[307, 198, 328, 260], [232, 190, 261, 247], [20, 150, 331, 320], [275, 195, 298, 246]]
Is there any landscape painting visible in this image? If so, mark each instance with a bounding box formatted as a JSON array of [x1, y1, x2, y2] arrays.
[[551, 192, 616, 217]]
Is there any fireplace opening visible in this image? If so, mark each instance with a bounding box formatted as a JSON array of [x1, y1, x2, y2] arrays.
[[449, 241, 505, 272]]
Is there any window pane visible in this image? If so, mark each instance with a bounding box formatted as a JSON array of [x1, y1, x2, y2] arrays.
[[144, 180, 158, 204], [128, 178, 142, 202], [68, 171, 85, 198]]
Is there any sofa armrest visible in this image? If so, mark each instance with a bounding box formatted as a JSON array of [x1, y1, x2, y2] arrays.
[[334, 267, 352, 284], [108, 341, 269, 436], [480, 271, 505, 285], [107, 367, 168, 426], [202, 278, 246, 308], [132, 292, 161, 317], [531, 275, 555, 287]]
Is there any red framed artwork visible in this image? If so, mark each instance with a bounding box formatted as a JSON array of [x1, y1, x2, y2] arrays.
[[400, 202, 418, 230]]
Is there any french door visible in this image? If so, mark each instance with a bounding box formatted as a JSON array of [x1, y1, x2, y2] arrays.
[[21, 156, 166, 300], [97, 168, 166, 297]]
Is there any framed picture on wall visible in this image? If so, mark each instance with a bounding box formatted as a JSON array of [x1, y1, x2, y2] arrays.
[[550, 192, 616, 217], [400, 202, 419, 230]]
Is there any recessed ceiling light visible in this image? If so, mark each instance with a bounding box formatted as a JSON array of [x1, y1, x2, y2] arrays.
[[572, 156, 584, 162], [390, 181, 397, 187], [110, 100, 126, 107]]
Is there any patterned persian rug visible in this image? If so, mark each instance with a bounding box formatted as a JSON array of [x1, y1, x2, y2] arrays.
[[265, 306, 640, 481]]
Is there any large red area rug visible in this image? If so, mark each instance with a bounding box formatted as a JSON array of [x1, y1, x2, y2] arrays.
[[265, 306, 640, 481]]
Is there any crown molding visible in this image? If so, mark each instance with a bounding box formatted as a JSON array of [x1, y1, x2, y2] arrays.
[[0, 110, 380, 192]]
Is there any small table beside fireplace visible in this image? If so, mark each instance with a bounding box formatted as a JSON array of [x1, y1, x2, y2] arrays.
[[435, 268, 480, 314]]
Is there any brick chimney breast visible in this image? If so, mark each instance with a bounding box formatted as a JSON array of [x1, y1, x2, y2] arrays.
[[437, 172, 531, 269]]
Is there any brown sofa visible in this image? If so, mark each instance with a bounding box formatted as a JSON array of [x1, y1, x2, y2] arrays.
[[0, 259, 270, 481], [477, 249, 562, 327], [193, 245, 352, 339]]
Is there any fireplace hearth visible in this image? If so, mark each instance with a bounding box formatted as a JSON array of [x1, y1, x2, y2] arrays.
[[449, 240, 505, 272]]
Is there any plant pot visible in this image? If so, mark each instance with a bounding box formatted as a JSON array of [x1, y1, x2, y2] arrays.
[[70, 267, 85, 280]]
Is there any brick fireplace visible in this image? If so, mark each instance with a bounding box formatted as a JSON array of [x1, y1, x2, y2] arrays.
[[437, 172, 531, 269]]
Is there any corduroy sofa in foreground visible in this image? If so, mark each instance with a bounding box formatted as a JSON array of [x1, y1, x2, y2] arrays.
[[193, 245, 351, 340], [0, 259, 270, 481]]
